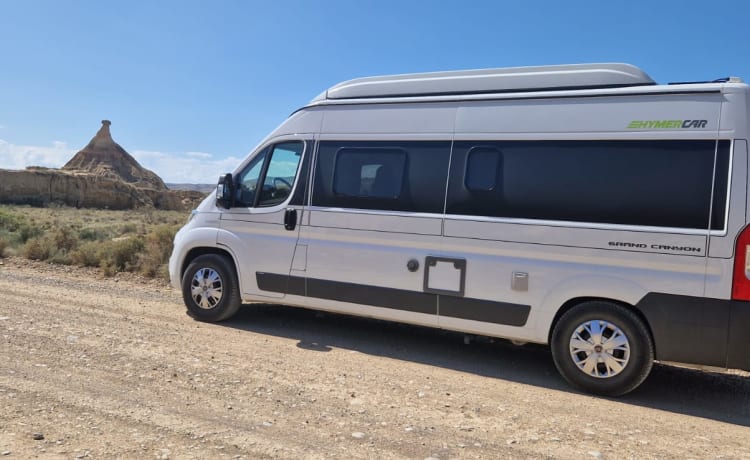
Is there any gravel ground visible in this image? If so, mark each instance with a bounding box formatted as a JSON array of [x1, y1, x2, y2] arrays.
[[1, 256, 749, 459]]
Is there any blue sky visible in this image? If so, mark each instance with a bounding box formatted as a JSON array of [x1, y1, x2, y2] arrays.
[[1, 0, 749, 183]]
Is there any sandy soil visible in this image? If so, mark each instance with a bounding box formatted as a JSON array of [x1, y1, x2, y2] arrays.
[[1, 256, 749, 459]]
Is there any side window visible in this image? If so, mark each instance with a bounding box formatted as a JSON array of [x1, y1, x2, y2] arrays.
[[235, 149, 268, 207], [710, 141, 731, 231], [333, 149, 406, 199], [447, 139, 728, 230], [312, 141, 451, 213], [259, 142, 303, 207], [234, 141, 304, 208], [465, 147, 501, 192]]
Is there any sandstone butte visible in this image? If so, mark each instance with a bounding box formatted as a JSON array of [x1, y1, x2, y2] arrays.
[[0, 120, 206, 210]]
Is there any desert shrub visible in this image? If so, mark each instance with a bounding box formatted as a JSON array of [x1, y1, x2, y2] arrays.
[[0, 208, 42, 245], [70, 241, 102, 267], [20, 226, 78, 263], [101, 263, 117, 277], [48, 250, 73, 265], [138, 224, 178, 278], [141, 208, 156, 224], [3, 205, 185, 278], [148, 225, 177, 260], [17, 222, 44, 243], [21, 236, 54, 260], [0, 208, 24, 231], [78, 227, 110, 242], [50, 226, 79, 253], [99, 237, 145, 275], [119, 222, 139, 235]]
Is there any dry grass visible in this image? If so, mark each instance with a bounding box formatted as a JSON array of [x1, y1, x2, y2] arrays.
[[0, 204, 187, 279]]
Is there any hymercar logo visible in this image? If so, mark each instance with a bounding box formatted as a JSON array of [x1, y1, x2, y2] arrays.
[[627, 119, 708, 129]]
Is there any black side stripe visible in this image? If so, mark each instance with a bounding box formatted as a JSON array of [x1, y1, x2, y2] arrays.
[[438, 295, 529, 327], [256, 273, 530, 327]]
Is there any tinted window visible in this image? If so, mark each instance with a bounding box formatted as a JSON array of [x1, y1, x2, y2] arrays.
[[711, 142, 731, 231], [447, 140, 730, 230], [333, 149, 406, 199], [465, 147, 501, 192], [313, 141, 451, 213]]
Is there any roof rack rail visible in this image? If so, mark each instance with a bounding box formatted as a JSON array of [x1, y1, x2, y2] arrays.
[[316, 63, 655, 101], [668, 77, 743, 85], [669, 78, 727, 85]]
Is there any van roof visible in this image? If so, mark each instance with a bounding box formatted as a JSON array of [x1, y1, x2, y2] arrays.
[[312, 63, 656, 102]]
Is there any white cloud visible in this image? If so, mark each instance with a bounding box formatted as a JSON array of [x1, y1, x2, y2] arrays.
[[0, 140, 74, 170], [130, 149, 169, 161], [130, 149, 243, 184], [185, 151, 212, 159], [0, 140, 243, 184]]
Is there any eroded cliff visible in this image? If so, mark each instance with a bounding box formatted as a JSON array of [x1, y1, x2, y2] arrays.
[[0, 121, 205, 210]]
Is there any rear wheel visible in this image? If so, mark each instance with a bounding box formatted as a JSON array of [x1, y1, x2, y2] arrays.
[[551, 301, 653, 396], [182, 254, 241, 322]]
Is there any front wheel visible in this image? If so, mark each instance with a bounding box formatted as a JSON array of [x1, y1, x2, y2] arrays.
[[181, 254, 241, 322], [551, 301, 654, 396]]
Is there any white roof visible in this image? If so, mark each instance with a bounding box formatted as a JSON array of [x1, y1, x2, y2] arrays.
[[312, 63, 655, 102]]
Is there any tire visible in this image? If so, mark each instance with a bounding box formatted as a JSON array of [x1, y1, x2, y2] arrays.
[[551, 301, 654, 396], [181, 254, 241, 322]]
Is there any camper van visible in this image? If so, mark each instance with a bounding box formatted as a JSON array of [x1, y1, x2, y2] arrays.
[[169, 63, 750, 396]]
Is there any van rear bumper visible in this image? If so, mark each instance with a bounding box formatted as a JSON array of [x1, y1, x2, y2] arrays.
[[635, 293, 750, 372]]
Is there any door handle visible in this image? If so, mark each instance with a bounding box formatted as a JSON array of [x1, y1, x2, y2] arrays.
[[284, 208, 297, 231]]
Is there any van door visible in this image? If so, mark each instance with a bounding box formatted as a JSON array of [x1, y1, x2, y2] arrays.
[[299, 138, 451, 327], [218, 138, 309, 298]]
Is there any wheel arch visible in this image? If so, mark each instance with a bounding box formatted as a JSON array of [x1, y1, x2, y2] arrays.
[[181, 246, 239, 285], [537, 275, 653, 348], [547, 296, 655, 350]]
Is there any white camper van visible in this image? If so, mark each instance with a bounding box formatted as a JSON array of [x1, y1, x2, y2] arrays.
[[169, 63, 750, 395]]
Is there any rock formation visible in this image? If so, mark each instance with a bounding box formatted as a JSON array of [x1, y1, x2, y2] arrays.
[[0, 120, 205, 210], [63, 120, 167, 190]]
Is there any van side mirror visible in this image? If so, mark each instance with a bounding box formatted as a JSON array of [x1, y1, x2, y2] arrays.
[[216, 173, 235, 209]]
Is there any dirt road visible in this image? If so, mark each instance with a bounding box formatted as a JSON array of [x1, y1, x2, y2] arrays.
[[1, 256, 749, 459]]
